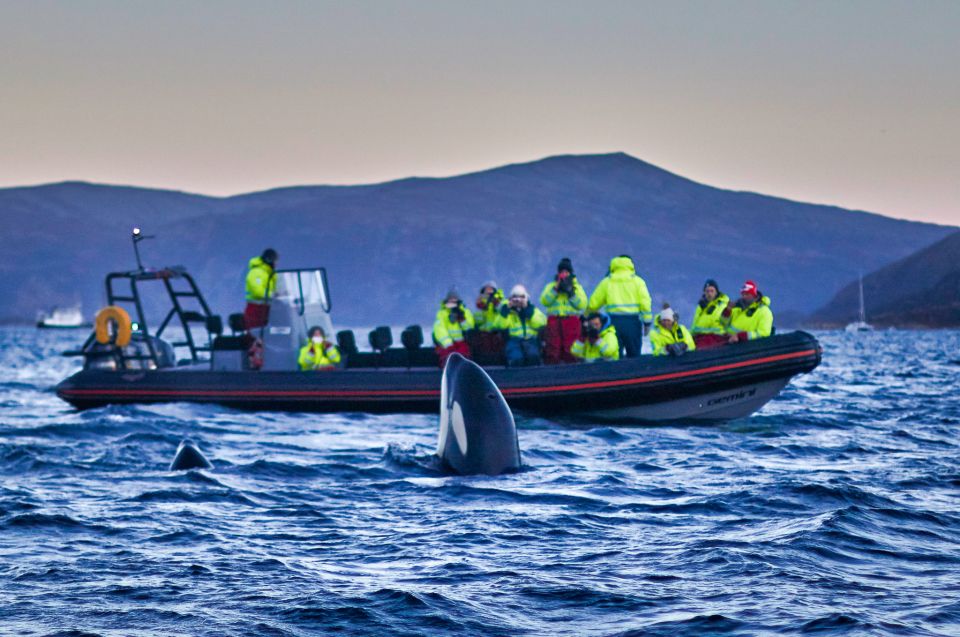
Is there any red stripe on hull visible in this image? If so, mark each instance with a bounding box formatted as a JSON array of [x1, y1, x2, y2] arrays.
[[59, 349, 817, 401]]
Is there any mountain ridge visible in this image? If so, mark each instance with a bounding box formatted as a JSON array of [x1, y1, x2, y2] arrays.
[[2, 152, 955, 328]]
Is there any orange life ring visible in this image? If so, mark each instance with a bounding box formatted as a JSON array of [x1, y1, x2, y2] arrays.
[[94, 306, 133, 347]]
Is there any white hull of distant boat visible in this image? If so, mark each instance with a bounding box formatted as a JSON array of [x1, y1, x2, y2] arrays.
[[36, 305, 90, 329]]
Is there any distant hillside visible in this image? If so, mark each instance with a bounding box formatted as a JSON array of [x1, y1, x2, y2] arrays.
[[1, 153, 955, 328], [807, 231, 960, 328]]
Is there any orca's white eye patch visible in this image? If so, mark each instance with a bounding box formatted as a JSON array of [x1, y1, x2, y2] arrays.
[[451, 400, 468, 455]]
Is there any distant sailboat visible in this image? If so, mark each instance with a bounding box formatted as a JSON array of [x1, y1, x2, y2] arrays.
[[845, 275, 874, 333]]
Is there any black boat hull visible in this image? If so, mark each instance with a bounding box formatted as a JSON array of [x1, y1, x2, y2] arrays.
[[56, 331, 821, 422]]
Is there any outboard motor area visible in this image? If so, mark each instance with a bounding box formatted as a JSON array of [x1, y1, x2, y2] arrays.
[[258, 268, 334, 371]]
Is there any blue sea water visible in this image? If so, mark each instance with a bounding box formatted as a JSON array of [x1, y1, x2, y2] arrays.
[[1, 327, 959, 636]]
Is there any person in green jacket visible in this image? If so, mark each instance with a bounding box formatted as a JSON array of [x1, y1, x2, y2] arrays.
[[571, 313, 619, 362], [540, 257, 588, 364], [432, 289, 475, 367], [298, 326, 341, 371], [690, 279, 730, 350], [723, 280, 774, 343], [472, 281, 506, 365], [498, 284, 547, 367], [650, 307, 696, 356], [243, 248, 278, 330], [587, 255, 652, 358]]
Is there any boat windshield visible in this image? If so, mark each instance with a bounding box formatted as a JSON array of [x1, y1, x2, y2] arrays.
[[274, 269, 331, 314]]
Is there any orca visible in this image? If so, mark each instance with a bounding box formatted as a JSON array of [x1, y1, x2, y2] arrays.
[[437, 353, 521, 475], [169, 440, 213, 471]]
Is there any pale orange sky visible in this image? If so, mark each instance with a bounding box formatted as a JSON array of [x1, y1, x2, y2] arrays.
[[0, 1, 957, 225]]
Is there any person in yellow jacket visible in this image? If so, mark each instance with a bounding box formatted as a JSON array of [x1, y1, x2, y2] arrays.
[[690, 279, 730, 350], [587, 255, 652, 358], [472, 281, 505, 365], [432, 289, 475, 367], [244, 248, 278, 330], [497, 285, 547, 367], [540, 257, 588, 364], [298, 326, 341, 371], [571, 313, 619, 363], [650, 307, 696, 356], [722, 280, 774, 343]]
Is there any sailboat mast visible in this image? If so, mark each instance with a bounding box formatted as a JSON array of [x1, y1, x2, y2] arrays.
[[858, 275, 866, 323]]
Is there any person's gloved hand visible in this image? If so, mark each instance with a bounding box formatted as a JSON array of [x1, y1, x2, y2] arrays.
[[666, 342, 688, 356]]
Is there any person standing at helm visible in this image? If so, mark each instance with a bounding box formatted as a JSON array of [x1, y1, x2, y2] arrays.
[[587, 255, 652, 358], [540, 257, 587, 364], [571, 312, 619, 363], [432, 289, 475, 367], [498, 284, 547, 367], [690, 279, 730, 350], [244, 248, 278, 330], [722, 280, 774, 343], [472, 281, 505, 365], [650, 306, 696, 356], [298, 326, 341, 371]]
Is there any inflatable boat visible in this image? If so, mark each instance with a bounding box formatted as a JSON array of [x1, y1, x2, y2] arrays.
[[55, 244, 820, 422]]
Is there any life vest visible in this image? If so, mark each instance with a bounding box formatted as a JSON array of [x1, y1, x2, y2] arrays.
[[691, 294, 730, 335], [650, 314, 697, 356], [571, 322, 619, 362], [726, 295, 774, 340], [432, 303, 475, 347], [497, 305, 547, 340], [245, 257, 276, 303], [539, 278, 588, 317]]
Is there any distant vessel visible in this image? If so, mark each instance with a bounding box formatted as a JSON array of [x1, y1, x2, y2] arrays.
[[37, 305, 90, 329], [845, 275, 874, 333]]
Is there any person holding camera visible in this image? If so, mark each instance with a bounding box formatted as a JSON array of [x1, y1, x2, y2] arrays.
[[587, 255, 652, 358], [539, 257, 588, 364], [650, 306, 696, 356], [570, 312, 619, 362], [690, 278, 730, 350], [471, 281, 506, 365], [722, 280, 774, 343], [432, 289, 475, 367], [498, 285, 547, 367], [297, 326, 342, 371]]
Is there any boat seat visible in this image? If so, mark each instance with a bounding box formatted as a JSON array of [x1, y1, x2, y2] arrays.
[[228, 313, 246, 334], [337, 330, 358, 354], [369, 326, 393, 352]]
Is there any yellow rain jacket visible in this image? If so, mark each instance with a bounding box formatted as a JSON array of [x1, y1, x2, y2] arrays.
[[497, 305, 547, 340], [298, 342, 341, 370], [691, 294, 730, 335], [245, 257, 276, 303], [725, 296, 774, 340], [650, 314, 696, 356], [432, 303, 475, 348], [473, 289, 505, 332], [540, 278, 588, 317], [571, 321, 619, 362], [587, 257, 652, 322]]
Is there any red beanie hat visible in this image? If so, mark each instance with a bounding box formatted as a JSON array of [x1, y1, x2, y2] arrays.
[[740, 280, 759, 296]]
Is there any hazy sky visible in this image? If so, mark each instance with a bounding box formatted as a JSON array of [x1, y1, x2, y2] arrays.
[[1, 1, 957, 224]]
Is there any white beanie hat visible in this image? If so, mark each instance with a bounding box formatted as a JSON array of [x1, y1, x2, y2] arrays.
[[660, 307, 676, 322], [510, 284, 529, 298]]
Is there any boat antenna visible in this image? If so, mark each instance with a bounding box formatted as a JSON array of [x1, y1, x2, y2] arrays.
[[131, 227, 155, 271]]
